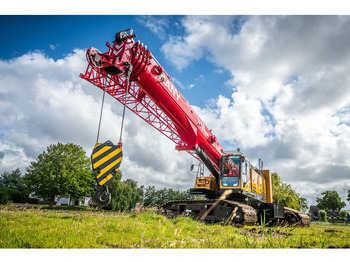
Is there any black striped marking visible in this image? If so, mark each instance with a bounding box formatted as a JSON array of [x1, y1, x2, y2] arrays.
[[91, 140, 123, 186]]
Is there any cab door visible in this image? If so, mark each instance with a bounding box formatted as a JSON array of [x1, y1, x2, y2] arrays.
[[241, 158, 250, 191]]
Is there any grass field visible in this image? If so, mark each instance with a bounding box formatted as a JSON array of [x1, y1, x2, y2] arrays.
[[0, 205, 349, 248]]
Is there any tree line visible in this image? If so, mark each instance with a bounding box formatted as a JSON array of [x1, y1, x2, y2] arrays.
[[271, 172, 349, 214], [0, 142, 198, 210], [1, 142, 349, 213]]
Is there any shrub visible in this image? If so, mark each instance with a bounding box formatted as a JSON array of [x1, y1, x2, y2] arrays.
[[319, 210, 327, 222], [340, 210, 348, 221], [0, 186, 28, 203], [0, 190, 9, 205]]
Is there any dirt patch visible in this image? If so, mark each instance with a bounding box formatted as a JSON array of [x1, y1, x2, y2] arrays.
[[328, 244, 349, 248], [324, 229, 343, 233], [9, 203, 35, 208]]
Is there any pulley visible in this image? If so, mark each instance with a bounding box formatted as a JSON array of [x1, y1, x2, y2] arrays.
[[87, 47, 103, 68], [89, 43, 133, 208]]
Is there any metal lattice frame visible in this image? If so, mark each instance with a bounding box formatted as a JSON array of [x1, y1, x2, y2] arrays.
[[80, 64, 199, 160]]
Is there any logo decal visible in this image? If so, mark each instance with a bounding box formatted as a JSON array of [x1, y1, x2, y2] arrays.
[[163, 75, 181, 101], [113, 43, 125, 56]]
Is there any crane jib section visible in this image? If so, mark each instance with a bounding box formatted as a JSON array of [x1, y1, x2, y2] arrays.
[[80, 30, 226, 173]]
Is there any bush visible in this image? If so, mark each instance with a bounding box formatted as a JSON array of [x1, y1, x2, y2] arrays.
[[340, 210, 348, 221], [0, 186, 28, 203], [0, 190, 9, 205], [319, 210, 327, 222]]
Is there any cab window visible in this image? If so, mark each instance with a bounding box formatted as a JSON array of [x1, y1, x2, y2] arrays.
[[221, 156, 240, 177]]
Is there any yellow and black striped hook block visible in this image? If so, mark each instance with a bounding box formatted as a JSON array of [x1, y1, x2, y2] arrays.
[[91, 140, 123, 186]]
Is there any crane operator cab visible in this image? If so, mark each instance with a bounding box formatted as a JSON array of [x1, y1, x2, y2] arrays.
[[192, 151, 272, 204], [219, 152, 268, 202]]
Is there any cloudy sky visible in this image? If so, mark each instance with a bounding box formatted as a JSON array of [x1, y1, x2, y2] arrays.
[[0, 12, 349, 208]]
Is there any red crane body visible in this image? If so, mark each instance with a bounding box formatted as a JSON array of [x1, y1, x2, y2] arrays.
[[81, 29, 311, 227], [81, 29, 225, 175]]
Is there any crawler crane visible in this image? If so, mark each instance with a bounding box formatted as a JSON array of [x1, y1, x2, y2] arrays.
[[80, 29, 310, 226]]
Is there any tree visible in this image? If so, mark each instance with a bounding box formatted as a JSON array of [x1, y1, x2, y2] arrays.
[[104, 171, 144, 211], [347, 189, 350, 202], [0, 190, 9, 205], [271, 172, 308, 211], [316, 190, 346, 212], [340, 210, 348, 222], [143, 186, 200, 207], [0, 168, 25, 191], [0, 168, 28, 203], [24, 142, 95, 207]]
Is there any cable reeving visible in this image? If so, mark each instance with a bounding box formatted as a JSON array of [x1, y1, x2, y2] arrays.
[[118, 64, 133, 144], [95, 64, 132, 145], [96, 85, 107, 144]]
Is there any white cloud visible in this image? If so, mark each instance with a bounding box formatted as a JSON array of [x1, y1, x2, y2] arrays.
[[193, 92, 272, 148], [171, 77, 185, 90], [0, 140, 34, 172], [161, 15, 350, 207], [1, 16, 350, 209], [0, 49, 197, 191], [136, 16, 169, 40]]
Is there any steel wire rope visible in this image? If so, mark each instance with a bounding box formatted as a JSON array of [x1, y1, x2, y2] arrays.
[[96, 79, 107, 144], [118, 64, 133, 145]]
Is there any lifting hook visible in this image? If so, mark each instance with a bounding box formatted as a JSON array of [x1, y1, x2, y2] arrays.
[[92, 185, 111, 207]]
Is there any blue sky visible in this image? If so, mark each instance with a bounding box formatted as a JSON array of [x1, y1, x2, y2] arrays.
[[1, 14, 350, 208], [0, 15, 233, 107], [0, 16, 168, 60]]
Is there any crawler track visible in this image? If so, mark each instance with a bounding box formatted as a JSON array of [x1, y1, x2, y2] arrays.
[[284, 207, 311, 226], [162, 200, 310, 227], [162, 199, 258, 226]]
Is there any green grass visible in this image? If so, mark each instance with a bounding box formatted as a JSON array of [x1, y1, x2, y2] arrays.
[[1, 205, 349, 248]]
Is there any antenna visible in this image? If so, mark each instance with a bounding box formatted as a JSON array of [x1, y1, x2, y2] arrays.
[[259, 159, 263, 173]]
